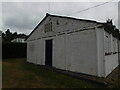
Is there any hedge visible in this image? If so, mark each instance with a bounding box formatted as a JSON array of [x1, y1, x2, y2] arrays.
[[2, 43, 27, 59]]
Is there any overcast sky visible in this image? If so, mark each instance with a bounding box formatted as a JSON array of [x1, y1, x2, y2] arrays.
[[1, 1, 119, 35]]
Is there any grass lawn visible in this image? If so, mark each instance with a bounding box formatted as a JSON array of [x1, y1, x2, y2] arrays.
[[2, 58, 119, 88]]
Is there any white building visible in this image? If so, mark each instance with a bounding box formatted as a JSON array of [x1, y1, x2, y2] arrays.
[[11, 37, 26, 43], [26, 13, 119, 78]]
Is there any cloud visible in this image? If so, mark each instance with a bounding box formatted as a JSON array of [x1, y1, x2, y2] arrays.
[[4, 13, 37, 30], [2, 2, 48, 34]]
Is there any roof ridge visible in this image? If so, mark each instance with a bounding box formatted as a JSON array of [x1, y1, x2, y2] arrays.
[[47, 13, 105, 24]]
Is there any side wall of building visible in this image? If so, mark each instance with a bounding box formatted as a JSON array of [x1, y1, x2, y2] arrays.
[[104, 30, 119, 77]]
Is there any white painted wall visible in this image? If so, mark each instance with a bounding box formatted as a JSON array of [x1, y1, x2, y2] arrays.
[[27, 39, 45, 65], [96, 28, 105, 77], [53, 30, 97, 75], [65, 30, 98, 76], [32, 29, 98, 76], [53, 34, 66, 70], [104, 31, 119, 77], [105, 54, 118, 77], [27, 29, 99, 77], [27, 40, 36, 63]]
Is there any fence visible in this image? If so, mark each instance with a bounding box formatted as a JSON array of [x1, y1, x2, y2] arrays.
[[2, 43, 27, 59]]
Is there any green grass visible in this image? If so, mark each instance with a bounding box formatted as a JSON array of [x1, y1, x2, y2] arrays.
[[2, 58, 107, 88]]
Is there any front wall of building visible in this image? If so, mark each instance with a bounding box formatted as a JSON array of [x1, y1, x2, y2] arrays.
[[65, 30, 98, 76], [27, 32, 98, 76], [27, 40, 36, 64], [53, 34, 66, 70], [27, 39, 45, 65]]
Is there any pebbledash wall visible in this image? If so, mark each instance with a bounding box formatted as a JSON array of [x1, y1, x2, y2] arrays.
[[26, 14, 119, 78]]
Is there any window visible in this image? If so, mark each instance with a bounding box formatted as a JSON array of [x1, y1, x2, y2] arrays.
[[104, 31, 111, 55], [112, 37, 118, 54], [44, 22, 52, 33]]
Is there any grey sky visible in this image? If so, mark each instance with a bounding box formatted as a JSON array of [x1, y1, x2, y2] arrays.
[[1, 1, 118, 35]]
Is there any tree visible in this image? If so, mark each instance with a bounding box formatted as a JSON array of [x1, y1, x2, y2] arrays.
[[11, 32, 18, 40], [4, 29, 12, 42], [2, 29, 28, 43], [107, 19, 113, 25], [2, 32, 5, 38], [2, 32, 5, 42]]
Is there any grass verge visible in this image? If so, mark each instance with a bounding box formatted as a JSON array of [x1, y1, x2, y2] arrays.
[[2, 58, 118, 88]]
